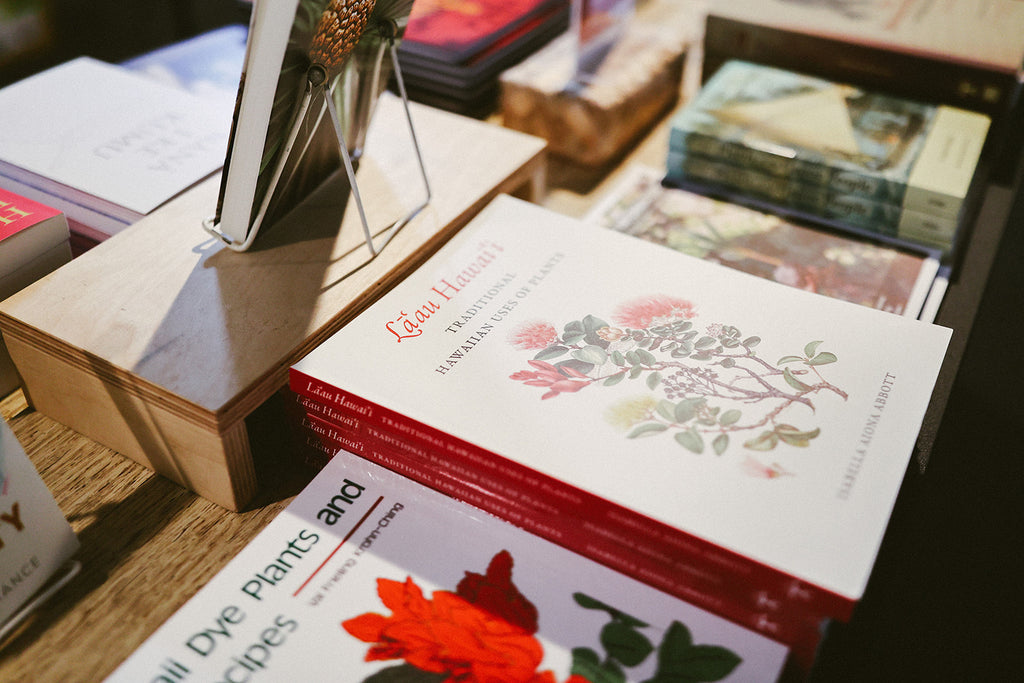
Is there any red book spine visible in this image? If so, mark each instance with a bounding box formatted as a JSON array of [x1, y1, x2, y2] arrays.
[[289, 368, 856, 625], [288, 402, 826, 669]]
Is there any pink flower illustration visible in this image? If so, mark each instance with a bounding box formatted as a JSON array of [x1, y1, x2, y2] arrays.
[[509, 360, 590, 400], [612, 295, 696, 329], [508, 321, 559, 350], [741, 456, 793, 479]]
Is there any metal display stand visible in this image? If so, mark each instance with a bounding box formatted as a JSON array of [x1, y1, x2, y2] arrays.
[[204, 23, 431, 255]]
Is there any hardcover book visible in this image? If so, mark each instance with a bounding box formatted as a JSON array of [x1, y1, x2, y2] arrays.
[[0, 418, 79, 633], [0, 57, 230, 241], [290, 195, 951, 630], [702, 0, 1024, 119], [586, 165, 939, 319], [285, 388, 833, 658], [669, 60, 991, 221], [104, 446, 789, 683], [664, 150, 961, 252], [0, 186, 71, 394]]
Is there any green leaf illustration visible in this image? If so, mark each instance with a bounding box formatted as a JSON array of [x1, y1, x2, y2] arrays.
[[656, 399, 677, 422], [742, 335, 761, 347], [783, 367, 813, 392], [807, 351, 838, 366], [604, 372, 626, 386], [712, 433, 729, 455], [628, 423, 668, 438], [695, 336, 717, 349], [573, 345, 608, 365], [675, 398, 704, 424], [719, 409, 741, 426], [744, 430, 779, 451], [583, 314, 611, 332], [646, 621, 742, 683], [571, 647, 627, 683], [776, 425, 821, 447], [572, 593, 648, 627], [646, 371, 663, 390], [636, 348, 657, 366], [611, 350, 627, 366], [675, 429, 704, 454], [602, 621, 655, 668], [777, 355, 804, 365], [804, 340, 823, 357], [534, 345, 569, 361]]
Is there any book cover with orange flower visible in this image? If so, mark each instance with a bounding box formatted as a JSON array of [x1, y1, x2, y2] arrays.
[[289, 195, 951, 629], [104, 446, 788, 683]]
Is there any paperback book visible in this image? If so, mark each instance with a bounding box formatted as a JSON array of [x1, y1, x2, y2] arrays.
[[104, 446, 790, 683], [585, 165, 939, 319], [664, 150, 960, 252], [702, 0, 1024, 120], [0, 186, 71, 394], [0, 57, 230, 243], [0, 418, 79, 638], [284, 387, 835, 660], [290, 195, 951, 631], [669, 60, 991, 222]]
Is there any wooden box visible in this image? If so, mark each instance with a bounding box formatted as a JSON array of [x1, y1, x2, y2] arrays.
[[0, 95, 546, 511]]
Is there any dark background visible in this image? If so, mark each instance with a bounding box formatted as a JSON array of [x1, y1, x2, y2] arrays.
[[0, 0, 250, 87]]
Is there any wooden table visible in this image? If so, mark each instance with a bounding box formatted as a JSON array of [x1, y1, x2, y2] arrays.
[[1, 82, 1021, 682]]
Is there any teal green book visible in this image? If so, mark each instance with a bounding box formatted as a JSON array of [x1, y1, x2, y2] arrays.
[[669, 60, 990, 220]]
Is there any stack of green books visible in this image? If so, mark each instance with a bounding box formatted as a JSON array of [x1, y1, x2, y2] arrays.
[[665, 60, 991, 254]]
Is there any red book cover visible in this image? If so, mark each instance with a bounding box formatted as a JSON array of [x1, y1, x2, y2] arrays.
[[0, 187, 61, 242], [403, 0, 566, 63]]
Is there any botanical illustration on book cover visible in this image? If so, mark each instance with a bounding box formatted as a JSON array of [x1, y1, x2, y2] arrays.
[[343, 549, 742, 682], [507, 293, 846, 479], [592, 166, 931, 316]]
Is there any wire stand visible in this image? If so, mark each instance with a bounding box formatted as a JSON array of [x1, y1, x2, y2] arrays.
[[205, 26, 431, 254]]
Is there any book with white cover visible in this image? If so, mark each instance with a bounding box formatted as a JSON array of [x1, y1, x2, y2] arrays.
[[104, 448, 789, 683], [0, 57, 229, 232], [0, 418, 79, 632], [290, 195, 951, 624]]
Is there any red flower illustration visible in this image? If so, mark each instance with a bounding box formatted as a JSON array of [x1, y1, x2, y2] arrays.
[[508, 321, 559, 350], [612, 295, 696, 329], [509, 360, 590, 400], [343, 551, 562, 683]]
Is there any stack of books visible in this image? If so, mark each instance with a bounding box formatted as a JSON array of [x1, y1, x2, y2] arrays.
[[397, 0, 569, 117], [106, 446, 789, 682], [665, 60, 991, 255], [0, 187, 71, 395], [287, 194, 951, 672], [0, 56, 230, 252]]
